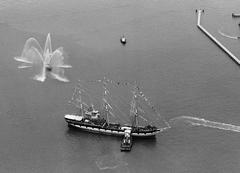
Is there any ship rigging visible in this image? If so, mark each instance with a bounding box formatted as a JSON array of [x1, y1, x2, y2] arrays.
[[64, 78, 169, 150]]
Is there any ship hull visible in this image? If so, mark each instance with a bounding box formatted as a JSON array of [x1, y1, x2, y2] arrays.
[[65, 115, 161, 137], [67, 123, 160, 137]]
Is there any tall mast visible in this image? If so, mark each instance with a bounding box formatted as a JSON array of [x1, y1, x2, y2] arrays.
[[102, 81, 110, 124], [72, 86, 84, 116], [78, 89, 83, 116], [130, 85, 138, 127]]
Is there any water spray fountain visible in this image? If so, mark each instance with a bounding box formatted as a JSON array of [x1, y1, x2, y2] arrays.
[[14, 33, 72, 82]]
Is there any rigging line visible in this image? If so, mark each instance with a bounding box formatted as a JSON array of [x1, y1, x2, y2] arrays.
[[86, 78, 134, 104], [106, 79, 169, 126], [77, 90, 122, 122], [69, 87, 80, 103], [137, 98, 169, 126], [102, 89, 131, 122], [102, 98, 124, 122], [116, 82, 157, 112], [80, 79, 166, 123], [102, 84, 132, 108], [138, 95, 161, 116], [109, 111, 123, 122], [103, 81, 160, 121], [79, 80, 126, 117], [77, 82, 99, 96], [78, 81, 105, 98], [69, 88, 89, 108], [98, 77, 135, 90], [138, 115, 149, 123], [105, 90, 129, 108], [99, 81, 132, 108], [71, 102, 89, 109], [106, 91, 131, 108], [102, 98, 113, 110], [76, 83, 102, 104], [78, 82, 125, 122], [77, 88, 96, 105], [104, 94, 129, 117], [108, 80, 163, 121], [93, 78, 140, 97], [104, 99, 129, 123]]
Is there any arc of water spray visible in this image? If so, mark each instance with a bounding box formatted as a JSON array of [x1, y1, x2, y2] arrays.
[[14, 33, 72, 82]]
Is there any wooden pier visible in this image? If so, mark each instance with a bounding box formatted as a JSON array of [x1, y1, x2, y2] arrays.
[[196, 9, 240, 65]]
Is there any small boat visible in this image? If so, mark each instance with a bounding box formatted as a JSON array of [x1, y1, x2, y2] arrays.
[[120, 36, 127, 45], [120, 127, 133, 151]]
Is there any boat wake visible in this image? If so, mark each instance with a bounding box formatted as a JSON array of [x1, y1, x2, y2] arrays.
[[218, 30, 239, 40], [169, 116, 240, 133]]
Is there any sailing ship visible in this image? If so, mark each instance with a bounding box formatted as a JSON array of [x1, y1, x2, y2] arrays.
[[64, 80, 162, 138]]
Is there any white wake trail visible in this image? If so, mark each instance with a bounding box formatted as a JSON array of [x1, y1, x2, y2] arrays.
[[169, 116, 240, 133]]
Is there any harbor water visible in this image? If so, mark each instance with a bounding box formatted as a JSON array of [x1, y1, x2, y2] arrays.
[[0, 0, 240, 172]]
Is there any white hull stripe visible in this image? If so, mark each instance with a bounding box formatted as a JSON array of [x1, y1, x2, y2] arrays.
[[68, 123, 160, 137]]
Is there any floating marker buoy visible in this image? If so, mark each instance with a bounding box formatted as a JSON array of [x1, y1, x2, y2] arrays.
[[120, 36, 127, 45]]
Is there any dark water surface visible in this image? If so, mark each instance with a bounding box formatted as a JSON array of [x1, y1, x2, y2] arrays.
[[1, 0, 240, 172]]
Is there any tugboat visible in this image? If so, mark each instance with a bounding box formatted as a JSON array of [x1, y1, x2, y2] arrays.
[[64, 79, 167, 150], [120, 127, 133, 151]]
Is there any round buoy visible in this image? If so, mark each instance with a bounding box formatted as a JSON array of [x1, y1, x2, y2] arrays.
[[120, 36, 127, 45]]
